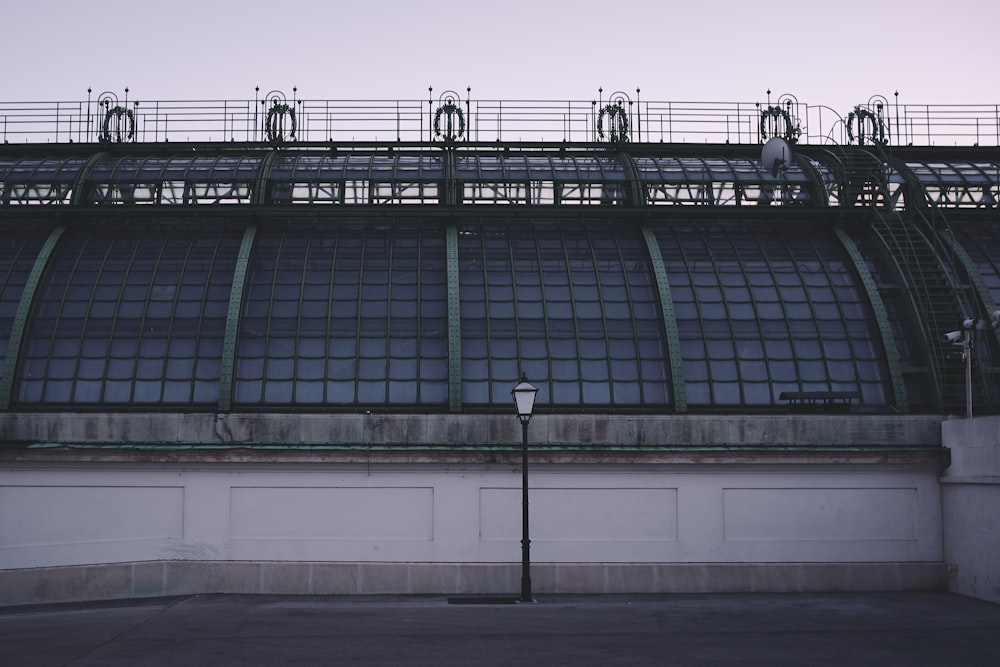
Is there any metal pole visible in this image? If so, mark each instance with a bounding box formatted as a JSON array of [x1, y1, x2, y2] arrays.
[[965, 333, 973, 419], [520, 418, 532, 602]]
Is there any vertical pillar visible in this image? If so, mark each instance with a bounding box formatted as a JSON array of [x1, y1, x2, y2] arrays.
[[218, 224, 257, 411], [640, 225, 686, 412]]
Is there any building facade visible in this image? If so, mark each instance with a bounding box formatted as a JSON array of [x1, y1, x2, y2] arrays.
[[1, 92, 998, 604]]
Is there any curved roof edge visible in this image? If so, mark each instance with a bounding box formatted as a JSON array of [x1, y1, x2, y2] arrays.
[[2, 143, 998, 212]]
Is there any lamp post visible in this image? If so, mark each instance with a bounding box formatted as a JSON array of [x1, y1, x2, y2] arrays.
[[511, 373, 538, 603], [944, 312, 1000, 419]]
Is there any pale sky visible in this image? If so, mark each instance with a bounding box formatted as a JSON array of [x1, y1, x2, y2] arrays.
[[3, 0, 996, 117]]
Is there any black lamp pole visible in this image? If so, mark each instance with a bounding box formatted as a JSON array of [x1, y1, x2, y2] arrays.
[[519, 413, 531, 602], [511, 373, 538, 603]]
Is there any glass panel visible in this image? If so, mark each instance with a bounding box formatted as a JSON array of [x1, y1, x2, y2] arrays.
[[234, 220, 448, 408], [268, 155, 444, 204], [636, 156, 813, 206], [904, 161, 1000, 208], [15, 221, 240, 406], [0, 227, 49, 365], [655, 221, 887, 409], [459, 219, 670, 408], [0, 158, 88, 205], [954, 223, 1000, 308], [84, 156, 263, 205], [458, 155, 630, 205]]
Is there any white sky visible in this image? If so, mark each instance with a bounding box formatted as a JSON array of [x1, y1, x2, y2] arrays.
[[3, 0, 997, 117]]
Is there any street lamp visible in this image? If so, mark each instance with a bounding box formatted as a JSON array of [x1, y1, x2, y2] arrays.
[[511, 373, 538, 603], [944, 312, 1000, 419]]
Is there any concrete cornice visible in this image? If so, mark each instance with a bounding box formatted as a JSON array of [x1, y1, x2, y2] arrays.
[[0, 445, 949, 469], [0, 412, 946, 468], [0, 412, 943, 448]]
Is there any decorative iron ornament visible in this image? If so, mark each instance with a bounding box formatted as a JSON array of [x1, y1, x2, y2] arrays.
[[598, 100, 630, 143], [265, 100, 297, 144], [847, 105, 887, 145], [100, 106, 135, 143], [97, 91, 136, 143], [758, 104, 801, 144], [433, 95, 465, 142]]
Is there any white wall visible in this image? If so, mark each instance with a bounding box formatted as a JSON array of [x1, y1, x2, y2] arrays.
[[0, 460, 943, 571], [0, 413, 949, 602], [941, 415, 1000, 604]]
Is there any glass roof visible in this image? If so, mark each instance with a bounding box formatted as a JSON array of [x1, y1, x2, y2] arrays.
[[86, 155, 264, 205], [16, 221, 242, 405], [634, 156, 813, 183], [458, 154, 629, 205], [653, 221, 887, 407], [954, 222, 1000, 307], [635, 156, 815, 206], [903, 161, 1000, 208], [458, 219, 668, 407], [0, 157, 88, 204], [456, 154, 628, 181], [2, 150, 997, 211], [0, 215, 911, 413], [271, 154, 445, 179], [268, 154, 446, 204], [1, 146, 999, 417], [0, 226, 49, 368], [236, 220, 449, 406]]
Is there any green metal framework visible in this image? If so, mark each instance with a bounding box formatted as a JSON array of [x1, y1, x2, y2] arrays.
[[2, 140, 999, 416], [649, 218, 890, 408], [0, 157, 87, 205], [833, 227, 909, 411], [0, 226, 64, 409], [455, 153, 632, 205], [219, 225, 258, 411], [640, 225, 686, 412], [633, 155, 819, 206], [456, 218, 670, 409]]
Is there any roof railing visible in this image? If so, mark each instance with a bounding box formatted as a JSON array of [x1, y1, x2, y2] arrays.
[[2, 93, 999, 148]]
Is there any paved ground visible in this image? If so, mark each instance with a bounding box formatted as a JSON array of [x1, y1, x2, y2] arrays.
[[1, 592, 998, 666]]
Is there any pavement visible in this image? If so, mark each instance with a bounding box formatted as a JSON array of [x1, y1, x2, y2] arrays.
[[1, 592, 999, 666]]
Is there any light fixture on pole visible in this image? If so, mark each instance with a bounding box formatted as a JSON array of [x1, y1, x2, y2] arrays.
[[511, 373, 538, 603], [944, 313, 1000, 419]]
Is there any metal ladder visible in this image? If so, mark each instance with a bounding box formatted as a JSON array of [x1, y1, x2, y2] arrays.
[[825, 145, 977, 413]]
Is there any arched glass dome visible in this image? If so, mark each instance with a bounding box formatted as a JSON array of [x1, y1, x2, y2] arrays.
[[2, 144, 999, 416]]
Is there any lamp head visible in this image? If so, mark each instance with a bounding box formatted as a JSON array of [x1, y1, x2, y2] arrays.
[[511, 373, 538, 424]]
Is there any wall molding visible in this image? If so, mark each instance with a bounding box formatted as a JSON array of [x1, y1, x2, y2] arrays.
[[0, 561, 947, 607]]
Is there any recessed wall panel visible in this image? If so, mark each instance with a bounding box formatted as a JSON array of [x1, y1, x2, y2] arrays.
[[723, 488, 917, 541], [229, 487, 434, 541], [480, 487, 677, 542], [0, 486, 184, 547]]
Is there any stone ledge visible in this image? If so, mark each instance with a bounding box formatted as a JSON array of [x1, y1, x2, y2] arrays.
[[0, 412, 944, 449], [0, 561, 948, 607], [0, 445, 949, 468]]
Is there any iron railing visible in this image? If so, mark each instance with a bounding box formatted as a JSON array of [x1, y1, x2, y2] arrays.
[[2, 90, 999, 147]]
